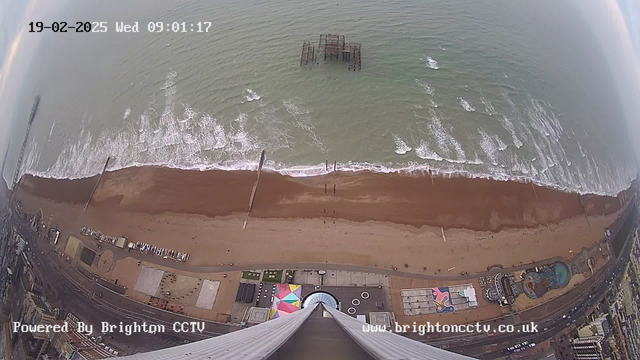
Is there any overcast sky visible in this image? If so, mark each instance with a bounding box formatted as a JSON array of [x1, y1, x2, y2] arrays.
[[572, 0, 640, 161], [0, 0, 60, 181]]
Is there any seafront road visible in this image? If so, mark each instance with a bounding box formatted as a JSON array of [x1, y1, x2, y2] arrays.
[[12, 216, 633, 358]]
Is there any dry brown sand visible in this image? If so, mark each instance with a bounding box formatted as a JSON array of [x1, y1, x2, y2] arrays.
[[17, 167, 632, 230], [101, 258, 241, 322], [13, 167, 634, 276]]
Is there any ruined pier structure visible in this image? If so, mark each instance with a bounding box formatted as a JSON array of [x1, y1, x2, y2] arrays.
[[300, 34, 362, 71]]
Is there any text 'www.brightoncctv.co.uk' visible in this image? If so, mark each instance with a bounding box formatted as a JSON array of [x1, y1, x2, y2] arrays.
[[362, 322, 539, 336]]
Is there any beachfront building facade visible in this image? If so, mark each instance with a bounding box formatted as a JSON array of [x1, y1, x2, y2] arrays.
[[570, 336, 605, 360], [114, 303, 474, 359]]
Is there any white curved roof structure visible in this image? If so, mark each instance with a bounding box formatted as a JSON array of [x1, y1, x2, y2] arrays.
[[112, 303, 475, 360]]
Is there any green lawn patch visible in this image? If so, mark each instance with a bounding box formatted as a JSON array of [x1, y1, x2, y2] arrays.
[[262, 270, 283, 283], [241, 271, 261, 280]]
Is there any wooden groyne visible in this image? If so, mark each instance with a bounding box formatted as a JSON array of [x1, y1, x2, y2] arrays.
[[244, 150, 266, 229], [84, 157, 110, 212]]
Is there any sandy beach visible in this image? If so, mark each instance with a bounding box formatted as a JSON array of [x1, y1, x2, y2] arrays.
[[12, 167, 634, 275], [18, 167, 632, 230]]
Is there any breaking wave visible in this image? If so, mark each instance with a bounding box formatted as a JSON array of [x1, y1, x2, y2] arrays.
[[415, 140, 443, 161], [20, 71, 637, 197], [478, 128, 499, 166], [500, 116, 523, 148], [428, 108, 467, 163], [393, 134, 412, 154], [459, 97, 475, 112], [426, 56, 439, 70], [244, 89, 261, 102]]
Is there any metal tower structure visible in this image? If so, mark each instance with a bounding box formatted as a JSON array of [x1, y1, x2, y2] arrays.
[[11, 96, 40, 191], [113, 303, 475, 360], [0, 141, 8, 186]]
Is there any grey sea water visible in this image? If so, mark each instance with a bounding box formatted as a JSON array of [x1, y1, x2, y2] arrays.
[[3, 0, 638, 195]]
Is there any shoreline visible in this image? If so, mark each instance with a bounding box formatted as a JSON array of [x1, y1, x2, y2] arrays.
[[16, 166, 634, 232], [22, 159, 635, 197], [12, 165, 632, 275]]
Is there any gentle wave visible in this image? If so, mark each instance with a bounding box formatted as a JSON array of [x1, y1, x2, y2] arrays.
[[480, 96, 495, 115], [283, 98, 326, 151], [415, 78, 434, 95]]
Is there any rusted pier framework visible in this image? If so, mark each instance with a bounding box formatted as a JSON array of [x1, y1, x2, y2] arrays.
[[300, 34, 361, 71], [300, 40, 316, 67]]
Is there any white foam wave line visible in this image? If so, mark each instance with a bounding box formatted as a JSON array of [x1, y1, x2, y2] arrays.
[[558, 144, 571, 167], [244, 88, 261, 102], [21, 73, 636, 197], [34, 70, 292, 181], [415, 140, 443, 161], [480, 96, 495, 115], [23, 158, 632, 197], [532, 141, 550, 171], [501, 90, 516, 110], [283, 98, 326, 152], [525, 96, 564, 141], [499, 116, 523, 148], [393, 134, 412, 155], [493, 135, 508, 151], [123, 107, 131, 120], [509, 153, 529, 174], [48, 121, 55, 138], [252, 105, 294, 152], [415, 78, 434, 95], [459, 97, 475, 112], [426, 56, 439, 70], [469, 152, 484, 165], [428, 108, 467, 162], [478, 128, 499, 166], [578, 142, 587, 157], [24, 104, 636, 197], [589, 155, 603, 186], [539, 134, 563, 180]]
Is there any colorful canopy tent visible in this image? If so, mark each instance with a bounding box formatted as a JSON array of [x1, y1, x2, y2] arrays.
[[270, 284, 302, 319]]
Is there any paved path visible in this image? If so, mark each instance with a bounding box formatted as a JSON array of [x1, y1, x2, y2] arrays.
[[12, 210, 635, 358], [14, 223, 238, 355], [91, 235, 572, 280]]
